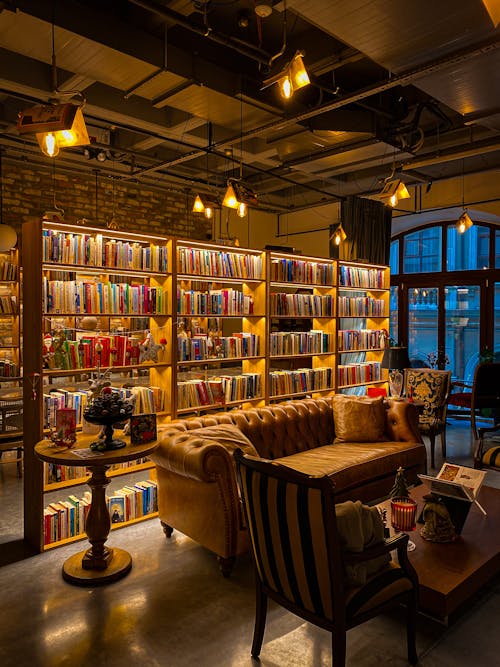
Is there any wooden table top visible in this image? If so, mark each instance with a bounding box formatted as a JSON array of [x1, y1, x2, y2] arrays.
[[35, 434, 159, 467], [379, 483, 500, 620]]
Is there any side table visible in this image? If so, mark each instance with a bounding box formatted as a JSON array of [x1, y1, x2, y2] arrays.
[[35, 434, 159, 586]]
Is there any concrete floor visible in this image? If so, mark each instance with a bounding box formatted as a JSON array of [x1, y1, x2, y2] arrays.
[[1, 418, 500, 667]]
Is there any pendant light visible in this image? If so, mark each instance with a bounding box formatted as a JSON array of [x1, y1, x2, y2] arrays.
[[456, 159, 473, 234]]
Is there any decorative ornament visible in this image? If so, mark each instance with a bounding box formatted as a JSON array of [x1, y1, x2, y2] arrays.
[[139, 330, 162, 363], [390, 466, 410, 499], [420, 495, 457, 542]]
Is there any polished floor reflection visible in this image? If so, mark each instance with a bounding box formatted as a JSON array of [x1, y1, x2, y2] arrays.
[[1, 418, 500, 666]]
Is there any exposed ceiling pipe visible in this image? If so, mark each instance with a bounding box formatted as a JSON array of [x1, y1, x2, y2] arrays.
[[128, 0, 272, 67], [401, 138, 500, 170], [124, 34, 500, 181]]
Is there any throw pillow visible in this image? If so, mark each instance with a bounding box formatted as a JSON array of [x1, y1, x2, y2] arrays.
[[333, 394, 386, 443]]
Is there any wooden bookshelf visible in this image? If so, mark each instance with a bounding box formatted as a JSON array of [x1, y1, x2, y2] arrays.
[[336, 261, 390, 392], [22, 221, 172, 552]]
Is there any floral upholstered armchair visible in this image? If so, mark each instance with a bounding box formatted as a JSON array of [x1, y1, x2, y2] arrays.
[[404, 368, 452, 468]]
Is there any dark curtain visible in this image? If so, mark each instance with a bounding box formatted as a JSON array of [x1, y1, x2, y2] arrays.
[[330, 195, 392, 264]]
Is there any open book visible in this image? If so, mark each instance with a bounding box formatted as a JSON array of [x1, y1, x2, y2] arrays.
[[418, 463, 486, 503]]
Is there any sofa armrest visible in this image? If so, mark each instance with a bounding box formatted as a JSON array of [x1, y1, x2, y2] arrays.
[[385, 399, 423, 443], [150, 430, 259, 483]]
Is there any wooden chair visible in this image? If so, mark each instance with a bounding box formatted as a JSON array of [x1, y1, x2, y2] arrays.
[[471, 363, 500, 470], [404, 368, 451, 469], [234, 449, 418, 667]]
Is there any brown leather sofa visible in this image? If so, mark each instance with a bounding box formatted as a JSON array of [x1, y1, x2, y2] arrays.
[[150, 397, 426, 576]]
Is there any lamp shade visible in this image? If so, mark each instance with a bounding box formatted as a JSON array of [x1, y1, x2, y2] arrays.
[[381, 347, 410, 370], [0, 224, 18, 251]]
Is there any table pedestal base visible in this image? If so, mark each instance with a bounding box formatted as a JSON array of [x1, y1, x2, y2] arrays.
[[62, 547, 132, 585]]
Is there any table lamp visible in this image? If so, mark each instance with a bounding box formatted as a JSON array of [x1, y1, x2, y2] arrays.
[[381, 346, 410, 398]]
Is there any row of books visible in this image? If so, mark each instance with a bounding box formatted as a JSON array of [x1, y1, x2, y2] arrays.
[[177, 247, 262, 279], [339, 266, 386, 289], [269, 330, 334, 356], [0, 260, 18, 281], [270, 258, 335, 285], [42, 230, 168, 272], [45, 334, 145, 370], [177, 373, 262, 409], [177, 288, 254, 316], [0, 295, 17, 314], [337, 361, 382, 387], [337, 329, 387, 351], [269, 367, 333, 396], [44, 458, 151, 485], [338, 296, 385, 317], [178, 332, 260, 361], [43, 279, 168, 315], [0, 360, 19, 377], [270, 293, 334, 317], [43, 386, 166, 428], [43, 479, 158, 544]]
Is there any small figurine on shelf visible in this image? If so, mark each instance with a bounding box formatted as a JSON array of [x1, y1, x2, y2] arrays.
[[390, 466, 410, 499], [139, 330, 162, 363]]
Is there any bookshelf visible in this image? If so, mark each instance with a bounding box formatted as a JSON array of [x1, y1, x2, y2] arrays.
[[22, 221, 172, 551], [336, 261, 390, 392], [0, 248, 23, 471], [173, 239, 266, 414], [267, 252, 336, 401]]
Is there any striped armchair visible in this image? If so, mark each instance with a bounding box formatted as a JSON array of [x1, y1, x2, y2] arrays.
[[234, 449, 418, 667]]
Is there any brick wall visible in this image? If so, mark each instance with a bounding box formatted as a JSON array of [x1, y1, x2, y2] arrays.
[[1, 159, 212, 240]]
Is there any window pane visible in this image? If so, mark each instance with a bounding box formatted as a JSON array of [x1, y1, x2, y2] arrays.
[[496, 230, 500, 268], [495, 283, 500, 359], [390, 240, 399, 275], [403, 228, 442, 273], [445, 285, 480, 382], [408, 287, 438, 366], [390, 285, 398, 344], [446, 225, 490, 271]]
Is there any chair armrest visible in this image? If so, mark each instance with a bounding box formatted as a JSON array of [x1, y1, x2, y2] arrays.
[[478, 424, 500, 437]]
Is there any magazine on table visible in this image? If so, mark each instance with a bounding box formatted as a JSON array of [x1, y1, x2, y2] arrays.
[[418, 463, 486, 504]]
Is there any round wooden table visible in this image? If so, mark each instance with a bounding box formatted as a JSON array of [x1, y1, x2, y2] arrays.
[[35, 434, 159, 586]]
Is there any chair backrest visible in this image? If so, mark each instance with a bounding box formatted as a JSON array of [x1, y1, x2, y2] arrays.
[[471, 363, 500, 438], [404, 368, 451, 421], [234, 449, 343, 624]]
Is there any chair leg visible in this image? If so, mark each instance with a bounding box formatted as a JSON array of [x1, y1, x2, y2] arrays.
[[218, 555, 235, 578], [331, 625, 346, 667], [161, 521, 173, 538], [428, 433, 436, 469], [440, 430, 447, 462], [406, 593, 418, 665], [251, 579, 267, 658]]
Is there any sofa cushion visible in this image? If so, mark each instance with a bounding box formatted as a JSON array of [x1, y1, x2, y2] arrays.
[[275, 441, 425, 494], [333, 395, 386, 443]]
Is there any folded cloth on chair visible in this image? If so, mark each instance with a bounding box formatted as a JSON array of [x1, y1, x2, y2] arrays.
[[335, 500, 390, 586]]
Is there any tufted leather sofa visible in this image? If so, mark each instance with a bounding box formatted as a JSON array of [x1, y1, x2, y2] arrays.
[[150, 397, 426, 576]]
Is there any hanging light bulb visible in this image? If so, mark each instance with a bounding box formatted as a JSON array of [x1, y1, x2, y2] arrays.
[[279, 74, 293, 99], [456, 210, 473, 234], [204, 206, 213, 220], [237, 201, 247, 218], [223, 182, 239, 209], [39, 132, 60, 157], [289, 52, 310, 89], [192, 194, 205, 213], [330, 223, 347, 246], [389, 193, 398, 207]]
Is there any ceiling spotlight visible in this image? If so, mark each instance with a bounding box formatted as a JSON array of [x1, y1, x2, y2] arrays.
[[17, 102, 89, 158], [255, 0, 273, 18], [456, 210, 473, 234], [222, 178, 257, 216], [96, 149, 107, 162], [376, 178, 410, 207], [262, 51, 310, 100]]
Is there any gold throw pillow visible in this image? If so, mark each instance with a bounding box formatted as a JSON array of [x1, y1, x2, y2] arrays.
[[333, 394, 386, 443]]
